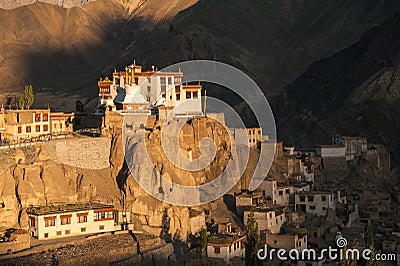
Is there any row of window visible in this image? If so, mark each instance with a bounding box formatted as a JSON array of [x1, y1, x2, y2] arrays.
[[40, 211, 113, 227], [35, 113, 49, 122], [298, 194, 328, 202], [42, 225, 106, 238], [214, 240, 245, 254], [18, 124, 48, 134]]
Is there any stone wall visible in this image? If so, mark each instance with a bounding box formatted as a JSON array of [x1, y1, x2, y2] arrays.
[[44, 137, 111, 169]]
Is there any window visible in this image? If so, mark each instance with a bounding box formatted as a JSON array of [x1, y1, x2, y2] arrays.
[[314, 232, 317, 237], [322, 207, 326, 211], [321, 196, 327, 202], [56, 231, 62, 236], [99, 225, 105, 230], [43, 125, 48, 131], [285, 189, 290, 194], [229, 246, 231, 253], [274, 240, 278, 244], [269, 213, 272, 219], [309, 206, 316, 210], [78, 214, 88, 223], [35, 125, 40, 132], [307, 195, 314, 202], [26, 126, 31, 133], [193, 91, 198, 99], [170, 95, 172, 100], [94, 210, 113, 221], [214, 247, 220, 254], [61, 215, 71, 225], [160, 77, 166, 84], [186, 91, 191, 99], [18, 126, 22, 134], [29, 217, 36, 227], [176, 93, 180, 101], [81, 228, 86, 232], [168, 77, 172, 84], [59, 123, 63, 129], [279, 191, 283, 196], [299, 195, 305, 202], [44, 233, 49, 238], [43, 113, 48, 122], [35, 113, 41, 122], [65, 230, 70, 235], [44, 217, 56, 227]]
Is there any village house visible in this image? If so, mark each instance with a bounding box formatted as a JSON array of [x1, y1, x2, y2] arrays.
[[258, 179, 293, 206], [243, 206, 286, 234], [0, 108, 51, 142], [235, 191, 262, 216], [295, 191, 335, 216], [26, 203, 120, 240], [265, 231, 308, 253], [332, 135, 367, 161], [207, 234, 246, 265], [50, 112, 74, 136]]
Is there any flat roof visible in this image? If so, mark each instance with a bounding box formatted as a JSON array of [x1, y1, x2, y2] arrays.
[[316, 145, 345, 148], [208, 234, 246, 246], [26, 202, 114, 215]]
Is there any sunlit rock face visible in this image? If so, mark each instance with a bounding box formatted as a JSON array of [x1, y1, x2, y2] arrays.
[[0, 0, 94, 9]]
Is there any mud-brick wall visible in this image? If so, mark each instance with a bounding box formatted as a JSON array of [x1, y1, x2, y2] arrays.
[[45, 137, 111, 169]]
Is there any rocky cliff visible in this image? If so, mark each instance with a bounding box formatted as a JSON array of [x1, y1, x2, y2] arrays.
[[0, 116, 247, 240]]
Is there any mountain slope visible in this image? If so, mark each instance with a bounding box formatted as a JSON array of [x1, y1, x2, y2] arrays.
[[1, 0, 400, 110], [273, 11, 400, 167]]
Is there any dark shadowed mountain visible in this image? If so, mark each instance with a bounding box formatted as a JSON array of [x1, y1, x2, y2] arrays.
[[1, 0, 399, 110], [273, 11, 400, 167]]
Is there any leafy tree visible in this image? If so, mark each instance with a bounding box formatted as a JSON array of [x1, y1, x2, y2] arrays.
[[339, 239, 358, 266], [365, 248, 383, 266], [17, 96, 25, 109], [24, 85, 34, 109], [200, 228, 208, 266], [245, 211, 260, 266], [364, 220, 374, 248]]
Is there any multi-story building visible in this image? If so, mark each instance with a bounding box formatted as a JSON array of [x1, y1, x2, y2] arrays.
[[243, 207, 286, 234], [26, 203, 118, 240], [295, 191, 335, 216], [315, 145, 345, 158], [258, 179, 293, 206], [0, 108, 50, 142], [97, 61, 203, 117]]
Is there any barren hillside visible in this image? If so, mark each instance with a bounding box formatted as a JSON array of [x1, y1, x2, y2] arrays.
[[0, 0, 399, 110]]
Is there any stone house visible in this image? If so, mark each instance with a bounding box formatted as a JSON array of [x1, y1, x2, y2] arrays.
[[265, 231, 308, 252]]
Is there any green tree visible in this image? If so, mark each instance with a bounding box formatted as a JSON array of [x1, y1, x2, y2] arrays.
[[365, 220, 374, 248], [245, 211, 260, 266], [17, 96, 25, 109], [24, 85, 34, 109], [365, 248, 383, 266], [339, 239, 359, 266], [200, 228, 208, 266]]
